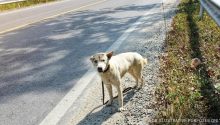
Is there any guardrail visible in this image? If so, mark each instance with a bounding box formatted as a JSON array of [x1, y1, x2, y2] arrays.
[[199, 0, 220, 26], [0, 0, 26, 5]]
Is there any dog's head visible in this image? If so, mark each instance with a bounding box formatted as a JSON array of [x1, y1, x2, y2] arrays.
[[90, 51, 113, 73]]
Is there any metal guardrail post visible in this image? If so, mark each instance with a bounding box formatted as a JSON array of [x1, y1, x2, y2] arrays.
[[199, 0, 220, 27], [199, 1, 204, 19]]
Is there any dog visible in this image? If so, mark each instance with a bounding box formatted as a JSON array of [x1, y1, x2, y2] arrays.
[[90, 51, 147, 111]]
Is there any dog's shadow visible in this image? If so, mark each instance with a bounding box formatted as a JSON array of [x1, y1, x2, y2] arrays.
[[77, 89, 136, 125]]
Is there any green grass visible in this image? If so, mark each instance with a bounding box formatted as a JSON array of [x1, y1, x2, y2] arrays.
[[0, 0, 58, 12], [154, 0, 220, 124]]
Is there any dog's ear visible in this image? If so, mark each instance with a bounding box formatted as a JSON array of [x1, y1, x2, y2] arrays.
[[90, 56, 94, 62], [106, 51, 113, 59]]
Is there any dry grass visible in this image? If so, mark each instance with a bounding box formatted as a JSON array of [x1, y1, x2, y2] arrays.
[[0, 0, 57, 12], [154, 0, 220, 124]]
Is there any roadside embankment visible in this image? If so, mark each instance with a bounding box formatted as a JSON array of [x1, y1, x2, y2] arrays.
[[155, 0, 220, 124]]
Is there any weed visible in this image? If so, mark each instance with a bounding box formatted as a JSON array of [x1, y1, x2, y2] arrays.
[[154, 0, 220, 124], [0, 0, 57, 12]]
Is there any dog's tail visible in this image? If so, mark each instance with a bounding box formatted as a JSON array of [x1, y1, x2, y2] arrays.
[[143, 58, 148, 65]]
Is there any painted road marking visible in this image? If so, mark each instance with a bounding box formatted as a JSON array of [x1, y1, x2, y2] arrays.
[[39, 2, 161, 125], [0, 0, 107, 34]]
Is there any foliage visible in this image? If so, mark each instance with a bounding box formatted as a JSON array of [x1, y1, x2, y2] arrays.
[[0, 0, 57, 12], [154, 0, 220, 124]]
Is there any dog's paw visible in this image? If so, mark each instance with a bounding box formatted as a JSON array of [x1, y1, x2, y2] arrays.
[[106, 100, 112, 106], [118, 107, 126, 112], [138, 87, 142, 90], [134, 86, 142, 91], [134, 85, 138, 89], [137, 85, 144, 90]]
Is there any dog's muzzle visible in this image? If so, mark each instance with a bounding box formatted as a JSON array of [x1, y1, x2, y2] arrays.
[[97, 67, 103, 72], [97, 65, 110, 73]]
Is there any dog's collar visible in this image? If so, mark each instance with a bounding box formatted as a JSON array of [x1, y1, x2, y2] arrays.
[[103, 64, 110, 73]]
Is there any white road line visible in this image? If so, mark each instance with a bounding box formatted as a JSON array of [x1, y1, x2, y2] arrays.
[[39, 3, 161, 125]]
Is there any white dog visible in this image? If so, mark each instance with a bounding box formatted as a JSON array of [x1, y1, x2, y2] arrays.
[[90, 51, 147, 111]]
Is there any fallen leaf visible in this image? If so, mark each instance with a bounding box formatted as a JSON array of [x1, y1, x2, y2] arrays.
[[214, 54, 220, 59], [217, 47, 220, 53], [216, 75, 220, 80], [207, 69, 215, 77]]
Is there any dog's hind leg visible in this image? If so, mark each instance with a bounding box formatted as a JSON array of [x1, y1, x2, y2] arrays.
[[128, 69, 139, 88], [139, 75, 144, 88], [139, 58, 147, 88], [136, 64, 144, 89], [134, 76, 139, 89]]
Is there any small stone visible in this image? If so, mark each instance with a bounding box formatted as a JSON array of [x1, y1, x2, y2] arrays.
[[190, 58, 201, 69]]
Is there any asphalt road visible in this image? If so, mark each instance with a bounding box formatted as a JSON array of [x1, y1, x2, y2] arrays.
[[0, 0, 162, 125], [0, 0, 106, 34]]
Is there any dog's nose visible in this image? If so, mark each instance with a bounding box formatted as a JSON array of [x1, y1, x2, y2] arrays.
[[97, 67, 102, 72]]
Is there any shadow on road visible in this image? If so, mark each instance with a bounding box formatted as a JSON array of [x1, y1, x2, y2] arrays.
[[0, 3, 158, 102], [77, 89, 136, 125]]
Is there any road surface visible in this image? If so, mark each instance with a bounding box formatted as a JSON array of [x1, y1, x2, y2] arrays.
[[0, 0, 107, 34], [0, 0, 165, 125]]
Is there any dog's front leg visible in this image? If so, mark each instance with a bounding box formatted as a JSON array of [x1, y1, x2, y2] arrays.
[[116, 81, 125, 112], [106, 84, 113, 106]]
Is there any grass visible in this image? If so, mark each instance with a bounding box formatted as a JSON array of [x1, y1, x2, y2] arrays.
[[0, 0, 58, 12], [154, 0, 220, 124]]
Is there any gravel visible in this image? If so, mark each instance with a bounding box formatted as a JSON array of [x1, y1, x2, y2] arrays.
[[69, 0, 179, 125]]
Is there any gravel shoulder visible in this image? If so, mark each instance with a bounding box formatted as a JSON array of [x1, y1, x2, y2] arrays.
[[68, 0, 179, 124]]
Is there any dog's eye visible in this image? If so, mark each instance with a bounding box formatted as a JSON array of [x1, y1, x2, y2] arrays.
[[101, 60, 105, 62], [94, 60, 97, 63]]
